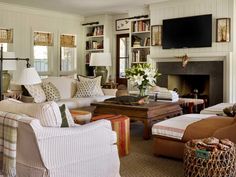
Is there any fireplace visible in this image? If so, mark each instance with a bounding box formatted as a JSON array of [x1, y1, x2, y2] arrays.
[[157, 61, 223, 106]]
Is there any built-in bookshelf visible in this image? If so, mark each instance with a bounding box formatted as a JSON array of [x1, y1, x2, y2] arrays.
[[85, 25, 104, 75], [130, 19, 150, 64]]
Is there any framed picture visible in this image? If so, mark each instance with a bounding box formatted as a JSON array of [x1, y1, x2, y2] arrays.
[[116, 18, 130, 31], [216, 18, 230, 42], [151, 25, 162, 46]]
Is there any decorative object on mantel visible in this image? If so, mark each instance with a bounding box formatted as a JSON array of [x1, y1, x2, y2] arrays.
[[216, 18, 230, 42], [151, 25, 162, 46], [176, 54, 190, 68], [125, 63, 161, 96]]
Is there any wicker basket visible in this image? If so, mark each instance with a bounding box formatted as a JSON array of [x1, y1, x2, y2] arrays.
[[184, 140, 236, 177]]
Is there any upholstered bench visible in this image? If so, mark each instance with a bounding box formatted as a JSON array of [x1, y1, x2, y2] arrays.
[[92, 114, 130, 157]]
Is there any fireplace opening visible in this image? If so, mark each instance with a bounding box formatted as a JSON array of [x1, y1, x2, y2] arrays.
[[168, 74, 209, 106], [157, 61, 223, 106]]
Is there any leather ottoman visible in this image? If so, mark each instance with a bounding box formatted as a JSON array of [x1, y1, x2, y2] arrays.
[[92, 114, 130, 157]]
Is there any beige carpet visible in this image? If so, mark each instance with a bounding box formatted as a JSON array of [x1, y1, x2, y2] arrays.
[[120, 122, 184, 177]]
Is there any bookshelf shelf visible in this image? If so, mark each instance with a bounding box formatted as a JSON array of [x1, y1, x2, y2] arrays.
[[85, 25, 104, 76], [130, 18, 150, 65]]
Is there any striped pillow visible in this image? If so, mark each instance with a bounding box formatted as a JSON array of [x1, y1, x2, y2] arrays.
[[0, 99, 62, 127]]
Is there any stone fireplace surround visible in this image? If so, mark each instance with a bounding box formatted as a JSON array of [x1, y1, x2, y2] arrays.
[[148, 52, 233, 105], [157, 61, 223, 106]]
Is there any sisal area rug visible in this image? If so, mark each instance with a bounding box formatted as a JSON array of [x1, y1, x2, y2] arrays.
[[120, 122, 184, 177]]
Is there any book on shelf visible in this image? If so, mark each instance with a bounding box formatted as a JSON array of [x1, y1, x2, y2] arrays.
[[93, 26, 103, 36], [133, 20, 150, 32], [144, 37, 150, 46], [86, 40, 103, 50]]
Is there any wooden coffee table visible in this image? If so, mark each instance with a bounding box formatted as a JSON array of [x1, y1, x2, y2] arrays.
[[91, 101, 182, 140]]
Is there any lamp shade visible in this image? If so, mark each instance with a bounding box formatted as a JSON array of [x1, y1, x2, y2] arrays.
[[16, 67, 42, 85], [89, 53, 111, 66], [2, 52, 16, 70]]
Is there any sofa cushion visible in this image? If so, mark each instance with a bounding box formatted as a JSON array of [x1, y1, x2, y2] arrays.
[[78, 75, 104, 96], [152, 114, 216, 140], [57, 95, 114, 109], [74, 80, 97, 97], [0, 99, 62, 127], [43, 77, 77, 99], [42, 82, 61, 101], [24, 84, 46, 103], [200, 103, 234, 115]]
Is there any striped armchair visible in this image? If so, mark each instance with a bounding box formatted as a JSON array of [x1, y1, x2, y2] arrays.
[[0, 111, 120, 177]]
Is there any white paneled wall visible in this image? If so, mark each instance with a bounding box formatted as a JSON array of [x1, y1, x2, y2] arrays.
[[0, 2, 84, 79], [150, 0, 234, 57]]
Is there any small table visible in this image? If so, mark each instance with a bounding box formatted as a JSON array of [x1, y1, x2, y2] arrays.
[[91, 101, 182, 140]]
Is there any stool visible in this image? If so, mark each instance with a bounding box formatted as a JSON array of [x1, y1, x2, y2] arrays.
[[92, 114, 130, 157], [179, 98, 205, 113], [69, 110, 92, 124]]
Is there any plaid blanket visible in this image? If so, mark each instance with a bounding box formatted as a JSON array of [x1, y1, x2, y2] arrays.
[[0, 112, 21, 177]]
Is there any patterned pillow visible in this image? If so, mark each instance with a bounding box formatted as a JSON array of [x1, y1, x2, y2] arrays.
[[74, 80, 96, 98], [78, 75, 104, 96], [42, 82, 61, 101], [24, 84, 46, 103]]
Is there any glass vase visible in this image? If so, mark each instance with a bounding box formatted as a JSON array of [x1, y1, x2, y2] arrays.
[[138, 86, 148, 97]]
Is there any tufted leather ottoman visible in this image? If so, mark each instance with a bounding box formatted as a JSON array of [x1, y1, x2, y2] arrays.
[[92, 114, 130, 157]]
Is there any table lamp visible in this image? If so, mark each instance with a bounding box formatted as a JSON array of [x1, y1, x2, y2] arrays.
[[89, 52, 111, 85], [16, 67, 41, 85], [2, 52, 16, 92]]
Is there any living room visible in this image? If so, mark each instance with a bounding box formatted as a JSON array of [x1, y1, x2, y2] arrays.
[[0, 0, 236, 176]]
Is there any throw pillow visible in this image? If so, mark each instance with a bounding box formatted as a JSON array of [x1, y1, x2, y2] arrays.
[[24, 84, 46, 103], [42, 82, 61, 101], [74, 80, 96, 98], [0, 99, 62, 127], [223, 103, 236, 117], [78, 75, 104, 96], [59, 104, 69, 127]]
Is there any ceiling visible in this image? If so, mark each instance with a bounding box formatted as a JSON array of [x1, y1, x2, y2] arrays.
[[0, 0, 167, 16]]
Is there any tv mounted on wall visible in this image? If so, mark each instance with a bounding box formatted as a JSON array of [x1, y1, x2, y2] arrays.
[[162, 14, 212, 49]]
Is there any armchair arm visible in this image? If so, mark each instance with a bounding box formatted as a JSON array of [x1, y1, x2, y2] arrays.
[[32, 120, 118, 169]]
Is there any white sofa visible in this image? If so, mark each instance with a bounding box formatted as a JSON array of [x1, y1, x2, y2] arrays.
[[23, 77, 116, 109], [0, 111, 120, 177]]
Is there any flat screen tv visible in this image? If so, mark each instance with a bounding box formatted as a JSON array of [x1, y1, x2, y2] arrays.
[[162, 14, 212, 49]]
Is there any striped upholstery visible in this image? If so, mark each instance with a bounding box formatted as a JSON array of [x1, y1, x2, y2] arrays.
[[0, 99, 62, 127], [92, 114, 130, 157], [0, 112, 21, 177]]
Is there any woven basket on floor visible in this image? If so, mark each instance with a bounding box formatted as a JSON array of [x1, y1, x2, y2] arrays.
[[184, 141, 236, 177]]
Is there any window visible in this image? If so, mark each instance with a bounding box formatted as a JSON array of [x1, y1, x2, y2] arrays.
[[33, 31, 53, 73], [34, 46, 48, 72], [119, 36, 129, 78], [60, 34, 76, 72], [0, 43, 7, 52]]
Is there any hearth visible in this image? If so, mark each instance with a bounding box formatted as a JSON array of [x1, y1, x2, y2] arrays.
[[157, 61, 223, 106]]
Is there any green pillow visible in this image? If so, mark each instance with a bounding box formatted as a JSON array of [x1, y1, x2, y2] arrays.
[[59, 104, 69, 127]]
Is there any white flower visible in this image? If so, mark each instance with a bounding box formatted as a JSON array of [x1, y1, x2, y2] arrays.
[[133, 74, 144, 85], [146, 76, 155, 85]]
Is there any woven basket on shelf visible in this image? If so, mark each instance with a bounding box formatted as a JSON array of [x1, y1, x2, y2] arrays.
[[184, 140, 236, 177]]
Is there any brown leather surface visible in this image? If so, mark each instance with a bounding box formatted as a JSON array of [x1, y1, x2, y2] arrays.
[[182, 116, 234, 142], [153, 138, 184, 160]]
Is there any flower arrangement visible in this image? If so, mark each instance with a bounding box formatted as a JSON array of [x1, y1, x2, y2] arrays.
[[125, 64, 161, 96]]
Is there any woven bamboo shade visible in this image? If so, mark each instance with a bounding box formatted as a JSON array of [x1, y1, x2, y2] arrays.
[[34, 31, 53, 46], [0, 28, 13, 43], [60, 35, 76, 48]]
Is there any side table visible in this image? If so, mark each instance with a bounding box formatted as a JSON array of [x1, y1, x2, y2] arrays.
[[69, 110, 92, 124]]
